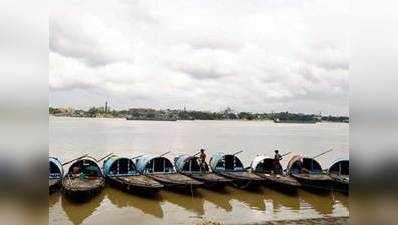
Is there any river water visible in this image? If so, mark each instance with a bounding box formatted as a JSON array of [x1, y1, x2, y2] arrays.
[[49, 117, 349, 225]]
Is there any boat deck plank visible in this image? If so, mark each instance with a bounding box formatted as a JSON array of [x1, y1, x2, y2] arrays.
[[149, 173, 203, 185], [63, 177, 104, 191], [256, 173, 301, 186], [329, 174, 349, 184], [113, 175, 163, 188], [292, 173, 332, 181], [219, 171, 263, 181], [188, 172, 231, 182]]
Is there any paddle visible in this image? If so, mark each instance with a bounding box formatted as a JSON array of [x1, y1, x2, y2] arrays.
[[159, 151, 171, 157], [312, 149, 333, 159], [131, 154, 146, 159], [281, 152, 292, 157], [232, 150, 243, 156], [192, 151, 202, 157], [62, 154, 88, 166], [96, 153, 114, 162]]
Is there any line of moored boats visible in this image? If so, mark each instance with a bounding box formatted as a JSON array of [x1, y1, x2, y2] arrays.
[[49, 150, 349, 202]]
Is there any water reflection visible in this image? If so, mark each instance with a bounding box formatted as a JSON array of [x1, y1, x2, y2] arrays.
[[262, 187, 300, 213], [160, 190, 205, 216], [49, 192, 61, 208], [61, 191, 105, 225], [299, 190, 334, 215], [198, 188, 233, 212], [227, 186, 266, 211], [105, 188, 164, 218], [333, 191, 349, 208], [51, 186, 349, 225]]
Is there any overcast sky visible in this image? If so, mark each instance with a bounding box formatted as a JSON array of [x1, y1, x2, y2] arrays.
[[50, 0, 349, 115]]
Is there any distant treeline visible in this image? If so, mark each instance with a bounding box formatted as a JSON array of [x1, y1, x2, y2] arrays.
[[49, 107, 349, 123]]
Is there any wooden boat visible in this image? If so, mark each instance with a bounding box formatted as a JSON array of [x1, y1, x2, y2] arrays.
[[209, 152, 263, 189], [250, 155, 300, 193], [286, 155, 332, 191], [103, 155, 163, 195], [49, 157, 63, 193], [174, 154, 231, 188], [62, 156, 105, 201], [135, 154, 203, 190], [328, 159, 349, 194]]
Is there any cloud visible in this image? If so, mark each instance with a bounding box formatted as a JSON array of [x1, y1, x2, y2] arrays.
[[168, 48, 239, 80], [50, 0, 349, 115], [50, 5, 134, 66]]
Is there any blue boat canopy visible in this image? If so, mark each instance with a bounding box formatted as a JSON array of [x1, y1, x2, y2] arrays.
[[103, 155, 139, 177], [49, 157, 63, 179], [328, 159, 349, 176], [135, 154, 175, 174], [67, 156, 103, 177], [174, 154, 202, 172], [287, 155, 323, 175], [209, 152, 245, 172]]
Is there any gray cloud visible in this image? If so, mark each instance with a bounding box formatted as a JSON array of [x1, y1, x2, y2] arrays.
[[49, 79, 97, 92], [50, 0, 349, 115], [50, 5, 134, 66]]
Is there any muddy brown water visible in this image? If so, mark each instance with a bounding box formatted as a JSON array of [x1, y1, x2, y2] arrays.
[[49, 187, 349, 225], [49, 117, 349, 225]]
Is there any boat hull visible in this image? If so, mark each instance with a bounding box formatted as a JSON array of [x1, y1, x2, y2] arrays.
[[106, 175, 163, 195], [182, 172, 231, 189], [216, 171, 264, 189], [147, 173, 203, 191], [49, 178, 62, 193], [62, 177, 105, 202], [291, 173, 332, 192], [255, 173, 300, 193], [329, 174, 349, 194]]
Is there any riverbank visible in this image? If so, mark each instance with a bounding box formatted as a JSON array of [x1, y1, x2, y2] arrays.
[[49, 115, 348, 123], [198, 217, 349, 225], [49, 107, 349, 123]]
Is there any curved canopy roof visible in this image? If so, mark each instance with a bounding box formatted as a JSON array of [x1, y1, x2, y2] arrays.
[[250, 155, 282, 173], [328, 159, 349, 175], [103, 155, 138, 176], [49, 157, 63, 178], [67, 157, 103, 177], [209, 152, 245, 172], [286, 155, 322, 174], [135, 154, 175, 174], [250, 155, 269, 170], [174, 154, 202, 172]]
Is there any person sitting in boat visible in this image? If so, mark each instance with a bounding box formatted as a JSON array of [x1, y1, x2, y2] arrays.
[[273, 150, 283, 174], [199, 149, 209, 172], [71, 166, 81, 178]]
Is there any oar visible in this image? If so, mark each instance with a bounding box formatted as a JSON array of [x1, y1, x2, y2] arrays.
[[232, 150, 243, 156], [131, 154, 146, 159], [159, 151, 171, 157], [62, 154, 88, 166], [192, 150, 204, 157], [281, 152, 292, 157], [96, 153, 114, 162], [192, 151, 201, 157], [312, 149, 333, 159]]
